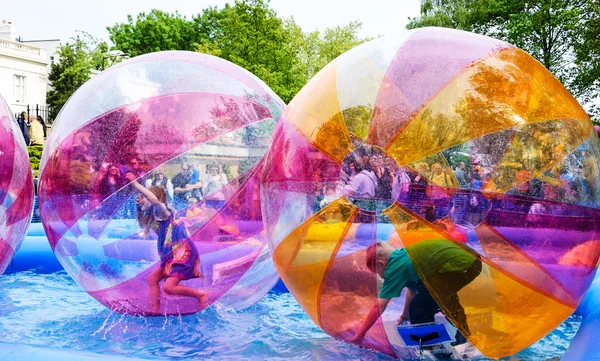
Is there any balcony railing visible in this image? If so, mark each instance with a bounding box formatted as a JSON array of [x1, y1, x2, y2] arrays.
[[0, 39, 41, 56]]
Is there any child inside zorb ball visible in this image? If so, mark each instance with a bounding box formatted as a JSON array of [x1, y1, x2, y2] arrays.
[[38, 51, 284, 315], [127, 172, 208, 314]]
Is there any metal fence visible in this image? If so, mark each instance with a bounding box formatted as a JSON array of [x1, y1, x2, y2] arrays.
[[14, 103, 55, 125], [14, 103, 55, 145]]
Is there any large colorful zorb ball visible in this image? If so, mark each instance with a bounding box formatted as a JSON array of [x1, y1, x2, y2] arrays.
[[0, 95, 34, 275], [39, 51, 284, 314], [261, 28, 600, 359]]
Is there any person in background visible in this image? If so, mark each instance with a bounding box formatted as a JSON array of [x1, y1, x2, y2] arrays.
[[18, 111, 30, 145], [203, 163, 228, 208], [145, 169, 174, 204], [407, 163, 430, 214], [471, 168, 483, 190], [374, 154, 393, 201], [393, 167, 413, 203], [29, 115, 45, 146], [453, 162, 468, 188], [38, 115, 47, 139], [121, 156, 145, 178], [172, 163, 204, 209], [188, 164, 201, 186], [429, 163, 453, 189], [344, 159, 378, 201], [95, 163, 126, 217], [121, 156, 147, 218], [98, 163, 124, 198], [341, 161, 358, 185]]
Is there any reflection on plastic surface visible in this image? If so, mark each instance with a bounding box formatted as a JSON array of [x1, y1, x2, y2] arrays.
[[38, 51, 284, 315], [261, 28, 600, 359], [0, 95, 34, 275]]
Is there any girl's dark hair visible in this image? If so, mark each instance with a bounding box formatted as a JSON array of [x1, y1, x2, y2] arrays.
[[37, 116, 47, 138], [98, 163, 123, 196], [136, 186, 168, 231]]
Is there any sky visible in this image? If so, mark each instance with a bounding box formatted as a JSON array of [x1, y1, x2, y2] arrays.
[[2, 0, 421, 43]]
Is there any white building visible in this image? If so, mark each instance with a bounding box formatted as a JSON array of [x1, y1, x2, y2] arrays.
[[22, 38, 61, 92], [0, 20, 51, 117]]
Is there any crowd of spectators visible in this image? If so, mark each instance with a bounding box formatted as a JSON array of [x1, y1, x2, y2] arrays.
[[94, 156, 231, 218]]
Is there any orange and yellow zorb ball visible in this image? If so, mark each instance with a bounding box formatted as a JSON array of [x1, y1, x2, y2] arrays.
[[261, 28, 600, 359]]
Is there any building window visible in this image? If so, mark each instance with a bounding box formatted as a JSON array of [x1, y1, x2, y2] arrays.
[[14, 75, 26, 103]]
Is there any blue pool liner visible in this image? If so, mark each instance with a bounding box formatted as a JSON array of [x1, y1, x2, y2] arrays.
[[5, 222, 291, 294], [563, 271, 600, 361], [0, 342, 162, 361]]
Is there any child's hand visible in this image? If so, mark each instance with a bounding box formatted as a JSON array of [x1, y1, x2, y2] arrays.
[[124, 172, 137, 183], [397, 314, 410, 325]]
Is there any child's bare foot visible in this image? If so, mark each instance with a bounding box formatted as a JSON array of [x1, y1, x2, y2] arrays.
[[150, 301, 160, 315], [196, 290, 209, 306]]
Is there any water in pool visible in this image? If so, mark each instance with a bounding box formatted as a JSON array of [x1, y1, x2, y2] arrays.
[[0, 270, 580, 360]]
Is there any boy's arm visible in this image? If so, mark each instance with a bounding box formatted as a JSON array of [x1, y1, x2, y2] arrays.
[[349, 298, 391, 344], [398, 288, 416, 324]]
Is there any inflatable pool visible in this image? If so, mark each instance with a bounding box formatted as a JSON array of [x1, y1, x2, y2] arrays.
[[563, 271, 600, 361]]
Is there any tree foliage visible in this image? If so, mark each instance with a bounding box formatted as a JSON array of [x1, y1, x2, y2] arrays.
[[303, 21, 370, 79], [408, 0, 600, 122], [106, 0, 370, 103], [46, 33, 113, 120], [572, 1, 600, 124], [47, 39, 93, 120], [107, 10, 197, 56], [192, 0, 302, 102]]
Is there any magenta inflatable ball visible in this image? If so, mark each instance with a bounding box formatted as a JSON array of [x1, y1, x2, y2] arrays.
[[0, 94, 34, 275]]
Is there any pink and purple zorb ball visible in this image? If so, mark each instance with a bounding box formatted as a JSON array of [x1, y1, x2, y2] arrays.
[[38, 51, 283, 315], [0, 95, 34, 274]]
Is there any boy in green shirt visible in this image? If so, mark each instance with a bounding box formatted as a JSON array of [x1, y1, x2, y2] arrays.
[[350, 239, 482, 345]]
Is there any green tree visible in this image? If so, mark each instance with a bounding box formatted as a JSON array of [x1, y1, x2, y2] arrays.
[[74, 31, 113, 70], [407, 0, 501, 31], [572, 1, 600, 124], [107, 1, 370, 103], [302, 21, 369, 79], [193, 0, 303, 102], [46, 39, 93, 120], [107, 9, 197, 56], [46, 33, 111, 120]]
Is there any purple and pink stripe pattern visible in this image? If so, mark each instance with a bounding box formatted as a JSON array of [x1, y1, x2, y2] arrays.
[[0, 95, 34, 275], [39, 51, 283, 315]]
